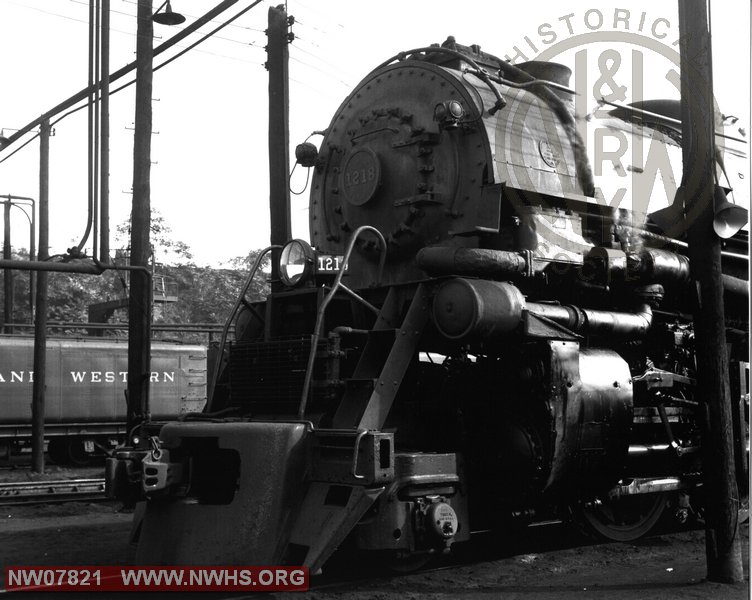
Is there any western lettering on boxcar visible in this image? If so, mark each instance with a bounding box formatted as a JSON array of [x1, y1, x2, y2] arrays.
[[65, 371, 176, 383], [0, 338, 207, 460]]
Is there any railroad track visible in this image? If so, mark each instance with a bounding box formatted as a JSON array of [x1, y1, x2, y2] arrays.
[[0, 478, 106, 505]]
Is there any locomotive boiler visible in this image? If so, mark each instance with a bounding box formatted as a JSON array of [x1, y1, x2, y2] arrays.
[[106, 38, 749, 571]]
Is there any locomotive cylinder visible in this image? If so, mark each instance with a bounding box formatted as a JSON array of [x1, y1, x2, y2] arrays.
[[431, 278, 525, 339]]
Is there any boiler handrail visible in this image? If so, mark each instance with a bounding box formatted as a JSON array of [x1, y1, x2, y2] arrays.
[[207, 245, 279, 410], [297, 226, 386, 419]]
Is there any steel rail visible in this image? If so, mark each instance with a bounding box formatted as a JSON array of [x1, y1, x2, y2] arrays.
[[0, 477, 106, 506]]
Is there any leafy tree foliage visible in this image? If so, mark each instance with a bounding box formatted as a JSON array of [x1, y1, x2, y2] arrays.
[[115, 210, 194, 265], [0, 212, 270, 340], [154, 250, 270, 327]]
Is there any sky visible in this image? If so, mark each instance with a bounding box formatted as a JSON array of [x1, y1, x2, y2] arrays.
[[0, 0, 749, 267]]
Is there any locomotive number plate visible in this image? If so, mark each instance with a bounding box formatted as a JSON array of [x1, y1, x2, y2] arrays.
[[316, 254, 347, 273], [341, 148, 381, 206]]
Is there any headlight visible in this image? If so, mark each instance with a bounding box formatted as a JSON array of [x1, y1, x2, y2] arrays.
[[279, 239, 315, 287]]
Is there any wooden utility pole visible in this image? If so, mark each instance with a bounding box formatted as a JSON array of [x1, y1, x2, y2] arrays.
[[677, 0, 743, 583], [100, 0, 111, 262], [31, 119, 51, 473], [127, 0, 153, 438], [266, 4, 292, 285], [3, 201, 12, 331]]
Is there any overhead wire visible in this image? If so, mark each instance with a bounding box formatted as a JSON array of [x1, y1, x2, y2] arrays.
[[291, 32, 322, 49], [2, 0, 269, 258], [287, 74, 343, 102], [3, 0, 260, 155], [5, 0, 267, 147], [6, 0, 92, 25], [12, 0, 266, 64], [7, 0, 138, 36], [75, 0, 269, 48], [292, 17, 334, 36], [149, 0, 265, 73], [0, 134, 40, 166], [69, 0, 137, 21], [288, 54, 351, 88], [121, 0, 267, 32], [287, 0, 344, 28], [2, 0, 349, 168], [290, 38, 358, 84]]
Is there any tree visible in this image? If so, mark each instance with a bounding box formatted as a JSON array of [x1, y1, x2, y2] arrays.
[[1, 249, 120, 329], [114, 208, 194, 265], [155, 249, 270, 325], [0, 210, 270, 339]]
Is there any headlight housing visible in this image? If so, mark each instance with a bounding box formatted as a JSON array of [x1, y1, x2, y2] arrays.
[[279, 239, 315, 287]]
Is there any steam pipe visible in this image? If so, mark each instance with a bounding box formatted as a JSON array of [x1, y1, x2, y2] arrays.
[[624, 226, 749, 262], [0, 259, 102, 274], [633, 248, 747, 296], [432, 278, 654, 340], [633, 248, 691, 283], [418, 245, 747, 296], [526, 301, 653, 337], [417, 247, 528, 277], [721, 275, 749, 296]]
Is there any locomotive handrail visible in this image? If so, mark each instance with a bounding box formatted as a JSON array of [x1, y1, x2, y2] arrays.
[[467, 67, 577, 96], [313, 428, 369, 479], [350, 429, 368, 479], [297, 226, 387, 419], [207, 245, 280, 410], [335, 283, 380, 315], [598, 96, 748, 144], [621, 225, 750, 263]]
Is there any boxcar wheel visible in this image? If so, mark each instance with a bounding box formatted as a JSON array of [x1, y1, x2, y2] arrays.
[[65, 440, 93, 466], [47, 438, 92, 466], [47, 438, 68, 465]]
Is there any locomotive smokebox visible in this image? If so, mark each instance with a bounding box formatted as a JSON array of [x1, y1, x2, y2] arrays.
[[309, 41, 589, 288]]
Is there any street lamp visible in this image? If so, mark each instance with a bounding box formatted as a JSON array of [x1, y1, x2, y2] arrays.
[[153, 0, 186, 25]]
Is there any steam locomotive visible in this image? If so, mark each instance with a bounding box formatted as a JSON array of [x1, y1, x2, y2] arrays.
[[106, 39, 749, 571]]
